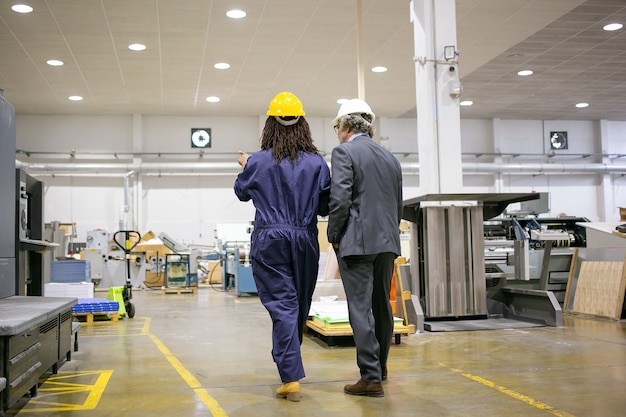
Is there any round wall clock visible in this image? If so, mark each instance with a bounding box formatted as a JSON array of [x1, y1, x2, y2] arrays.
[[191, 128, 211, 148]]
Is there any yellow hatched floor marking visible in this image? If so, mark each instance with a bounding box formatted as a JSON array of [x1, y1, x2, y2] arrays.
[[16, 370, 113, 412], [440, 363, 578, 417], [15, 317, 227, 416]]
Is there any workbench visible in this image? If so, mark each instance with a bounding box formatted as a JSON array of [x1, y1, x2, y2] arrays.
[[0, 296, 76, 413]]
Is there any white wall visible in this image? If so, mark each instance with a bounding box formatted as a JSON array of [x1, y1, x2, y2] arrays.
[[15, 114, 626, 243]]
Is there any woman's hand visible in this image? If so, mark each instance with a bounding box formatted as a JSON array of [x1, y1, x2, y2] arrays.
[[237, 151, 249, 170]]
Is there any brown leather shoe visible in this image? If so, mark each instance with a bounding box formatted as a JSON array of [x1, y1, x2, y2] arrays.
[[344, 379, 384, 397]]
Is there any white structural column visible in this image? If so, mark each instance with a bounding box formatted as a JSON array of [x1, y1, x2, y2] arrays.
[[410, 0, 463, 193], [599, 119, 612, 222], [131, 114, 142, 232]]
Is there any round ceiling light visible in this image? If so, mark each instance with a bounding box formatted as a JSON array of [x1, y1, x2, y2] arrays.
[[517, 70, 534, 76], [128, 43, 147, 51], [68, 96, 83, 101], [214, 63, 231, 70], [603, 23, 623, 31], [226, 9, 246, 19], [460, 100, 474, 106], [206, 96, 220, 103], [371, 66, 388, 73], [11, 4, 33, 13], [47, 59, 64, 66]]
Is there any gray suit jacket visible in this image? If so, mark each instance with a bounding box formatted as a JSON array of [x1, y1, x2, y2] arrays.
[[327, 134, 403, 257]]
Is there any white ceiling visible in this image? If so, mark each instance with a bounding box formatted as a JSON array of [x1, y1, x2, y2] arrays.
[[0, 0, 625, 121]]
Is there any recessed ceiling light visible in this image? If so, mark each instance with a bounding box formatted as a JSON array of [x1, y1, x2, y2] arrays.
[[128, 43, 147, 51], [575, 102, 589, 108], [68, 96, 83, 101], [214, 62, 231, 70], [517, 70, 534, 76], [506, 53, 524, 58], [206, 96, 220, 103], [47, 59, 64, 66], [371, 66, 387, 73], [226, 9, 246, 19], [11, 4, 33, 13], [337, 99, 349, 105], [603, 23, 623, 31], [460, 100, 473, 106]]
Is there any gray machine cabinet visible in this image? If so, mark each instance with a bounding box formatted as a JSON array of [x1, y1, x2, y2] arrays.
[[418, 203, 487, 318], [0, 94, 16, 299], [403, 193, 540, 320]]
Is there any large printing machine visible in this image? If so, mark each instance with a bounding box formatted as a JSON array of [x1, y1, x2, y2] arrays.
[[401, 193, 582, 332], [483, 212, 589, 302], [0, 92, 76, 414]]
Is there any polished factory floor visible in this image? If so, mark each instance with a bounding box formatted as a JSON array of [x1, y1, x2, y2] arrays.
[[7, 285, 626, 417]]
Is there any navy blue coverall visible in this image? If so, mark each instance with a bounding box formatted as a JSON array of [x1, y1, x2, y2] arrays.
[[234, 149, 330, 383]]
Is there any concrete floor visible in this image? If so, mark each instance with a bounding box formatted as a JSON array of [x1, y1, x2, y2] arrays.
[[7, 285, 626, 417]]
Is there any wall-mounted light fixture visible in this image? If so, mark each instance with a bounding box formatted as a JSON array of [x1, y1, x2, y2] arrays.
[[444, 45, 457, 61]]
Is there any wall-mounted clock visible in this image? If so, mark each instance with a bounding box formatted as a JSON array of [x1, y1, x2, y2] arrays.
[[191, 128, 211, 148], [549, 131, 568, 150]]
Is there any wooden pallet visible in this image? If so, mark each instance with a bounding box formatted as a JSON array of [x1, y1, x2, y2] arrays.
[[161, 286, 197, 295], [306, 319, 409, 346], [73, 312, 119, 325]]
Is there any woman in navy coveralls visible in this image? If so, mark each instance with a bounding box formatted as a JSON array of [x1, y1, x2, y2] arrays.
[[234, 92, 330, 402]]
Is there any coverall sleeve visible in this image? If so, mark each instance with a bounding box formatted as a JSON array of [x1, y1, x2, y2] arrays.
[[233, 155, 256, 202], [327, 145, 353, 244]]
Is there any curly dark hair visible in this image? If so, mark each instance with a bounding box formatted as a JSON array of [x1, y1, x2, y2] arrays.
[[260, 116, 320, 163]]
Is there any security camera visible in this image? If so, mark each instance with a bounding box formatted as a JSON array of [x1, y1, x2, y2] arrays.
[[449, 66, 456, 73]]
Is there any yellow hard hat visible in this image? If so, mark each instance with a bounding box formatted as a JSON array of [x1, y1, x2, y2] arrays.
[[267, 92, 305, 117]]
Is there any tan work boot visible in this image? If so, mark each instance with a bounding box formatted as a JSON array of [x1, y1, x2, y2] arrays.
[[276, 381, 301, 402], [344, 379, 384, 397]]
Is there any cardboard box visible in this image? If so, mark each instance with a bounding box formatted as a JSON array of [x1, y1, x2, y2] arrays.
[[45, 282, 94, 298], [204, 260, 223, 284]]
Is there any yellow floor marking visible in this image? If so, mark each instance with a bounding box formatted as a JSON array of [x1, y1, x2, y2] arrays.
[[15, 317, 226, 416], [16, 370, 113, 412], [148, 332, 229, 417], [141, 316, 152, 334], [440, 363, 577, 417]]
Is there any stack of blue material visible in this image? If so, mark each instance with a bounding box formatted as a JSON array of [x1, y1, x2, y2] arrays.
[[72, 298, 119, 313], [51, 260, 91, 283]]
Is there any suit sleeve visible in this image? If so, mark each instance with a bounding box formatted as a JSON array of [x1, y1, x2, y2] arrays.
[[396, 161, 404, 224], [327, 145, 353, 244], [318, 160, 331, 217]]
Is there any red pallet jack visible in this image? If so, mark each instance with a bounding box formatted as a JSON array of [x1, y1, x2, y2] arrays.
[[113, 230, 141, 318]]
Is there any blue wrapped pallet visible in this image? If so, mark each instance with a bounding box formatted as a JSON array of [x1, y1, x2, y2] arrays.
[[72, 298, 119, 314], [50, 260, 91, 283]]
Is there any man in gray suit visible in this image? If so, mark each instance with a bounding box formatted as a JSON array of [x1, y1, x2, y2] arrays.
[[327, 99, 403, 397]]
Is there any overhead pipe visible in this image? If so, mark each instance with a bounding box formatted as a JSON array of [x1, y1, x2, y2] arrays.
[[461, 162, 626, 174], [15, 160, 626, 176]]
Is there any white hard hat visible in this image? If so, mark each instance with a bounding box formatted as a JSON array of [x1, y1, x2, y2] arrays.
[[331, 99, 375, 127]]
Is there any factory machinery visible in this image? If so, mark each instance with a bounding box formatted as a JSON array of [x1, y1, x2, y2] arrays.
[[401, 193, 584, 332], [483, 215, 589, 303], [221, 241, 257, 296]]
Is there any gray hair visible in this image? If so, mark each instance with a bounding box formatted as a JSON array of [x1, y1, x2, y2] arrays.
[[337, 113, 375, 137]]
